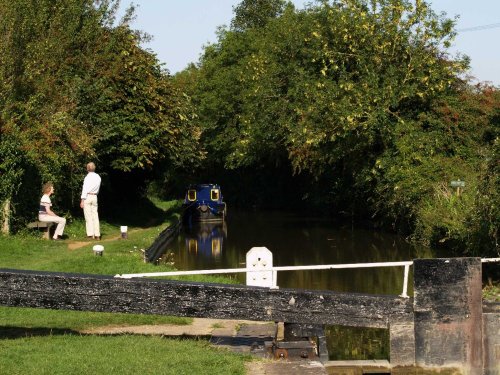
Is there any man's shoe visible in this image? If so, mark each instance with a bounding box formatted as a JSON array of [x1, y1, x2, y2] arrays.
[[87, 236, 94, 239], [96, 236, 101, 240]]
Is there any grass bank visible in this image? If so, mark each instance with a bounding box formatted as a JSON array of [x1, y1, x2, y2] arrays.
[[0, 198, 252, 374]]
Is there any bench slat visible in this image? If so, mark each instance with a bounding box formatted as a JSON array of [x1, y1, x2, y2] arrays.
[[27, 221, 54, 229]]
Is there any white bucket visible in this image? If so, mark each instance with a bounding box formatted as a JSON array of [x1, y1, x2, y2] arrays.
[[93, 244, 104, 256]]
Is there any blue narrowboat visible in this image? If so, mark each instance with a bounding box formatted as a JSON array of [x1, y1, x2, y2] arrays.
[[182, 184, 227, 222]]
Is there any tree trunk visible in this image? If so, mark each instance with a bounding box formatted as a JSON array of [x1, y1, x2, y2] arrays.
[[1, 199, 10, 235]]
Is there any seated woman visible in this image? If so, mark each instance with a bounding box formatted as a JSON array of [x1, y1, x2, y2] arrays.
[[38, 182, 66, 240]]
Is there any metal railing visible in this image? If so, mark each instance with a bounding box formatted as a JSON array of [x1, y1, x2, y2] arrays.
[[115, 258, 499, 299]]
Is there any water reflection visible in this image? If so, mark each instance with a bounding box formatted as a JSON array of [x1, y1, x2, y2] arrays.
[[160, 210, 430, 295], [184, 221, 227, 259], [163, 221, 229, 271], [157, 210, 432, 361]]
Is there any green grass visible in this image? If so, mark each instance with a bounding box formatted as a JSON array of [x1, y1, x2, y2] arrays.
[[0, 335, 251, 375], [0, 197, 252, 374], [0, 306, 189, 331], [483, 284, 500, 302], [0, 224, 165, 275]]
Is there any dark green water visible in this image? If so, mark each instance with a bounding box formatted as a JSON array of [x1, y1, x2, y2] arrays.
[[165, 210, 430, 293], [159, 210, 432, 360]]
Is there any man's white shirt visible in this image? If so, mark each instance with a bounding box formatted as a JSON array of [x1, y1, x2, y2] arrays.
[[81, 172, 101, 199]]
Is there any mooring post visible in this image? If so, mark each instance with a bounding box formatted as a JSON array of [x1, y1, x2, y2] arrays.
[[413, 257, 483, 374]]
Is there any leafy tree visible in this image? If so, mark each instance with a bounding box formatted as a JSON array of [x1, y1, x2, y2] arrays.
[[0, 0, 203, 231], [184, 0, 499, 255], [188, 0, 466, 197], [231, 0, 288, 31], [75, 26, 202, 173], [385, 84, 500, 256], [182, 28, 255, 171]]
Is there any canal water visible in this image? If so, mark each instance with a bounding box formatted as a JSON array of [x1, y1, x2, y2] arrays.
[[158, 210, 432, 360]]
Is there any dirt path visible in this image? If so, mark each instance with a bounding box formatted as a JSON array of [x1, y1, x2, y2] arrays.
[[81, 318, 270, 336], [67, 229, 144, 250], [67, 241, 93, 250], [67, 236, 121, 250], [83, 319, 327, 374]]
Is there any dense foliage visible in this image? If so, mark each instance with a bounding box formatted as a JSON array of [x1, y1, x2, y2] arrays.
[[0, 0, 203, 229], [0, 0, 497, 257], [178, 0, 498, 256], [375, 83, 499, 254]]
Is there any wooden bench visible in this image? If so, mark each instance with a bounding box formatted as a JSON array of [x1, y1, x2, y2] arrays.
[[27, 221, 55, 239]]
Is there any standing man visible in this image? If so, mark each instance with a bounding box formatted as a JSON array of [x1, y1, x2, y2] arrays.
[[80, 162, 101, 240]]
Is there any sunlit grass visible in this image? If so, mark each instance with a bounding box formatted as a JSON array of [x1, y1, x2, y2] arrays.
[[0, 306, 190, 331], [0, 335, 251, 375], [0, 197, 252, 374], [483, 284, 500, 302]]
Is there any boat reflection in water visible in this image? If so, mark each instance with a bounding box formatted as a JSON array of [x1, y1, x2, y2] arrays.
[[162, 210, 428, 362], [184, 221, 227, 259]]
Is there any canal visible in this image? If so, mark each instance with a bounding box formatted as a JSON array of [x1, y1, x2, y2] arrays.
[[158, 210, 432, 360]]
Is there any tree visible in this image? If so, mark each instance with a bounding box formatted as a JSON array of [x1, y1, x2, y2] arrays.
[[382, 83, 500, 256], [231, 0, 288, 31], [0, 0, 203, 230], [75, 26, 202, 173], [190, 0, 466, 186], [183, 0, 500, 256]]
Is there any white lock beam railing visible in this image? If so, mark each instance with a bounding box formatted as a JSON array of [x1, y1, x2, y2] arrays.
[[115, 249, 500, 298]]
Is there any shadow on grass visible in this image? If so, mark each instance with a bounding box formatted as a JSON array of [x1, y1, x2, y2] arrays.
[[0, 327, 217, 343], [101, 195, 180, 229], [0, 328, 214, 342], [0, 328, 263, 354], [0, 326, 81, 339]]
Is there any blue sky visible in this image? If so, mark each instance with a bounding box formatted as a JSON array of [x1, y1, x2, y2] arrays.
[[119, 1, 500, 86]]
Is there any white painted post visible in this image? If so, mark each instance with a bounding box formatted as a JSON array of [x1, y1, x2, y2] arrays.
[[400, 264, 410, 298], [246, 247, 274, 288], [93, 245, 104, 256]]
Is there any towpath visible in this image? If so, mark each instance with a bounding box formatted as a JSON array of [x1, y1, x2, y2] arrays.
[[83, 318, 328, 374]]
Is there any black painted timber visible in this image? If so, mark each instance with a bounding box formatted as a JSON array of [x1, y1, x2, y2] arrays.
[[483, 301, 500, 313], [0, 268, 412, 328], [145, 219, 181, 263], [413, 258, 483, 373]]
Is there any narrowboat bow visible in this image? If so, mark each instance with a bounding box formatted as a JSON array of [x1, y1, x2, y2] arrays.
[[182, 184, 227, 222]]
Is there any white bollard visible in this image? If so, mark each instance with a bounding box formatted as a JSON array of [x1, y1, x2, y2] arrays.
[[93, 244, 104, 256], [246, 247, 275, 288]]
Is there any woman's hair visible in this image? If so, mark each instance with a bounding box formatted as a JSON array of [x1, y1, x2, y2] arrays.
[[42, 182, 53, 194]]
